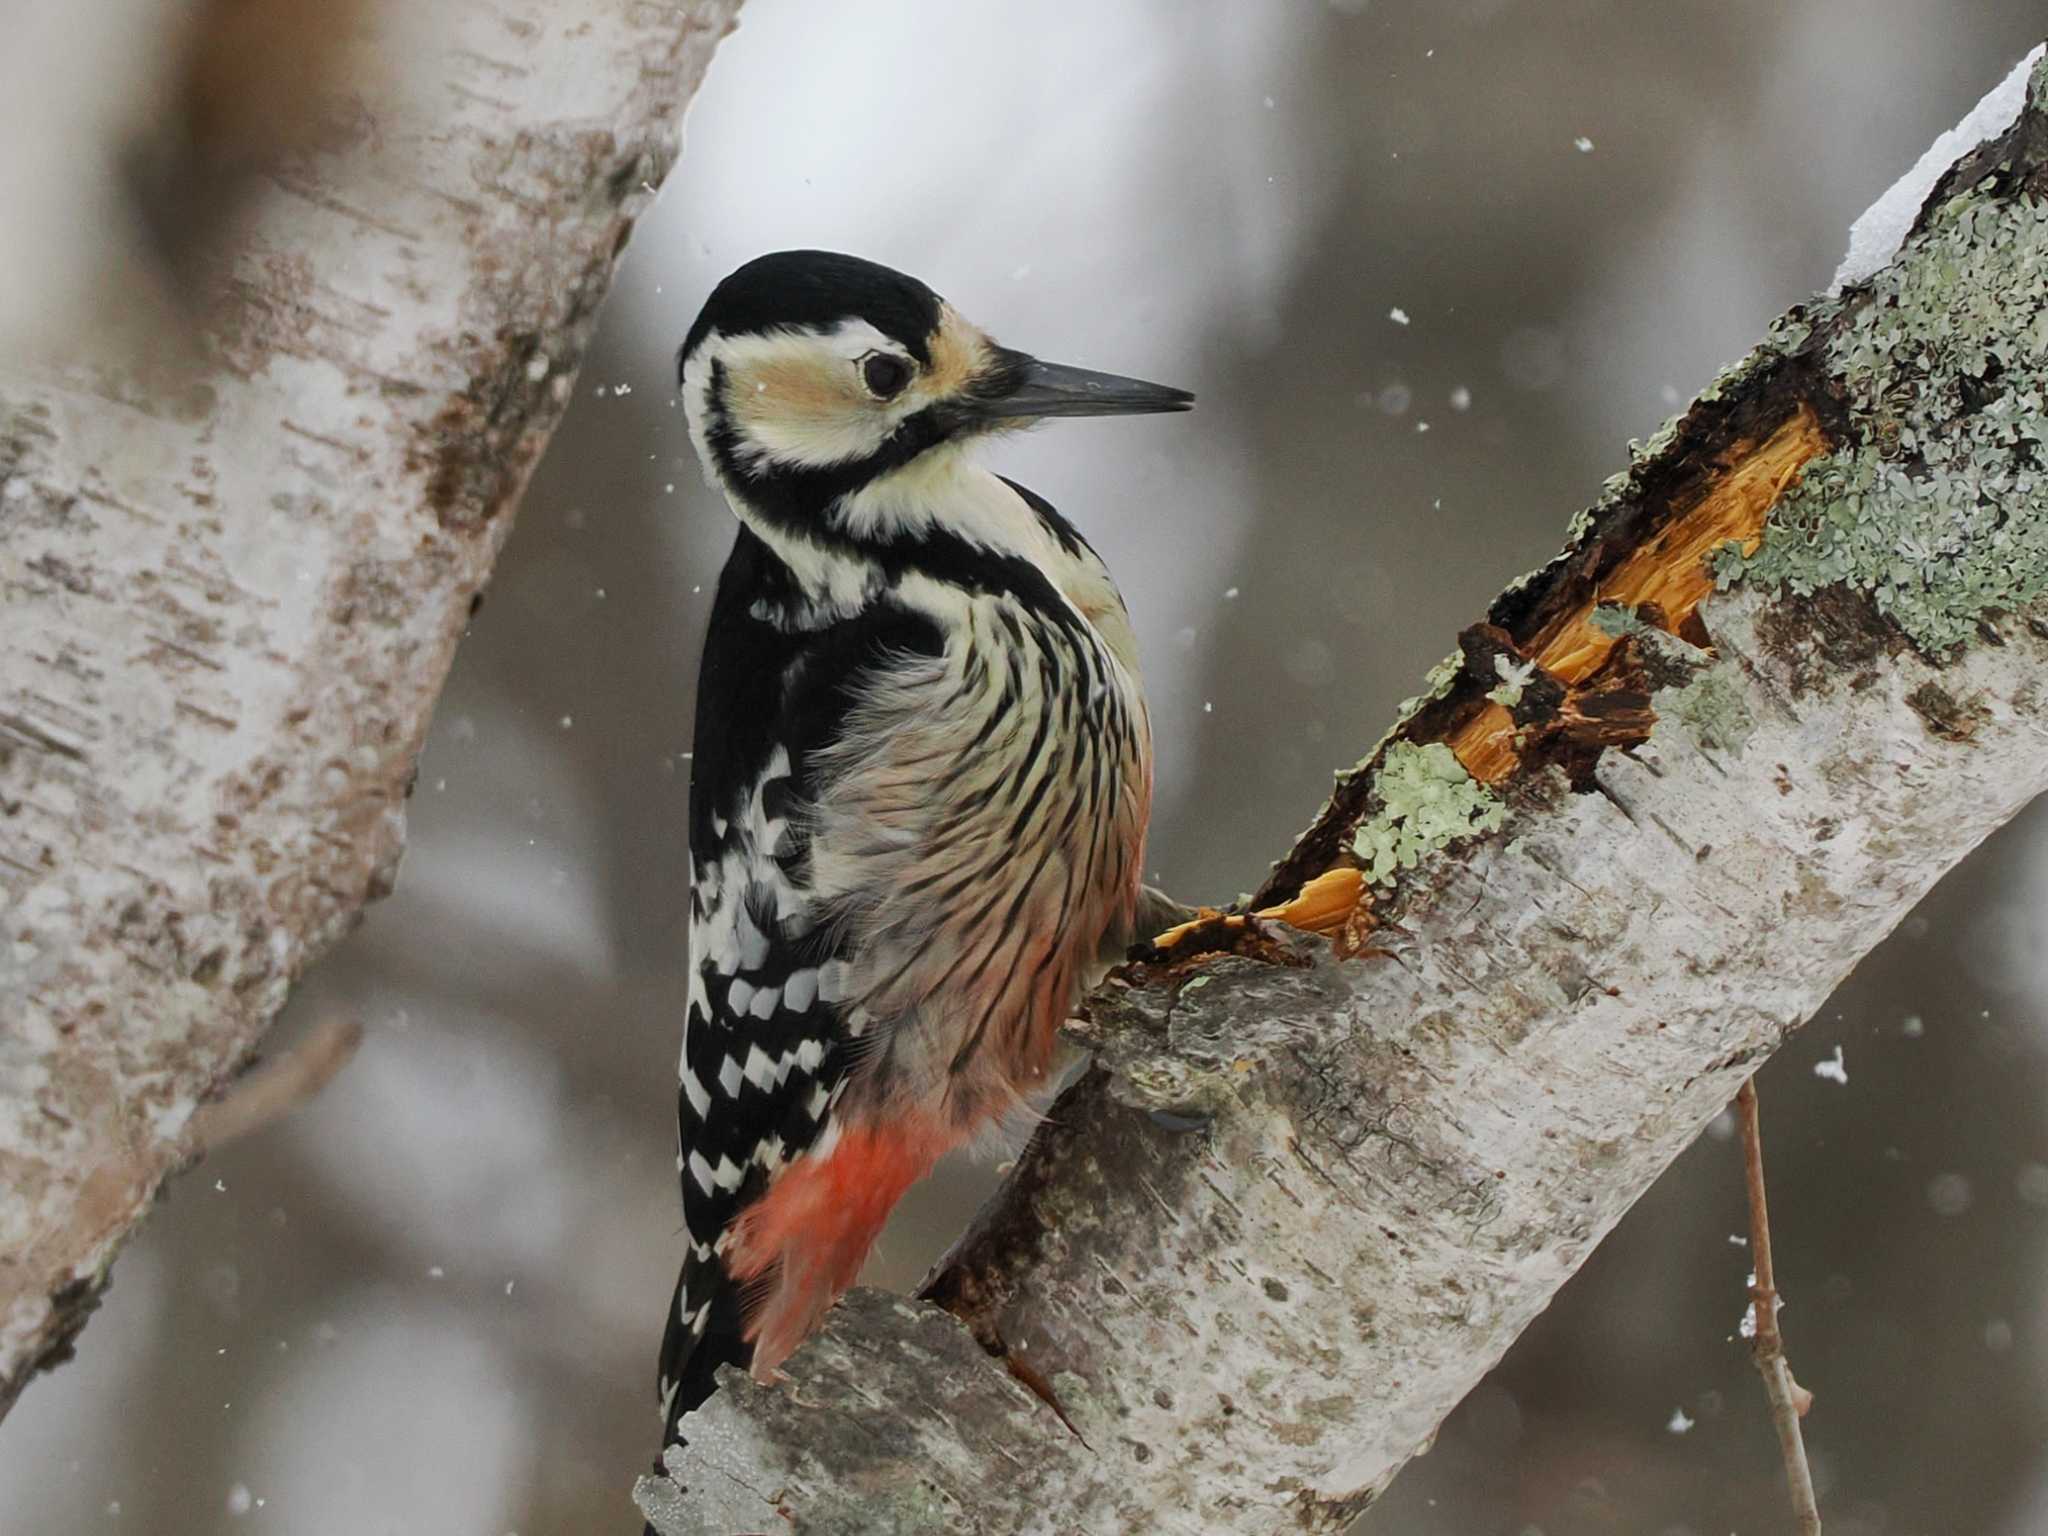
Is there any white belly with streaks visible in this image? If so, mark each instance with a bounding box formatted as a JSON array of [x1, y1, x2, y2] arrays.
[[803, 577, 1152, 1126]]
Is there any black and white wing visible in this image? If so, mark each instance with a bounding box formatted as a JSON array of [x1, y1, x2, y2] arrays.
[[655, 528, 941, 1441]]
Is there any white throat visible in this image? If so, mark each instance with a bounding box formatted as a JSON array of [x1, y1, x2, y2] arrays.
[[832, 447, 1062, 565]]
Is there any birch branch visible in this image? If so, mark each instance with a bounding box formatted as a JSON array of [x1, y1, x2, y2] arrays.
[[0, 0, 742, 1422], [1736, 1078, 1821, 1535], [643, 46, 2048, 1536], [183, 1013, 365, 1156]]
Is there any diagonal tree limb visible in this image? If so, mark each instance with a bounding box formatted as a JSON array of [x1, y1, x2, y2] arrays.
[[643, 45, 2048, 1536], [0, 0, 744, 1423]]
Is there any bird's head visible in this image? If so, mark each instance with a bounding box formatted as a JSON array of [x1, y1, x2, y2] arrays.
[[677, 251, 1191, 547]]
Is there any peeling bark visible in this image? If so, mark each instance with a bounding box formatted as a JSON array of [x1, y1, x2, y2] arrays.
[[641, 48, 2048, 1536], [0, 0, 742, 1420]]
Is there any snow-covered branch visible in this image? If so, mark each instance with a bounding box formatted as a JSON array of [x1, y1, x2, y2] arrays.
[[642, 47, 2048, 1535], [0, 0, 742, 1420]]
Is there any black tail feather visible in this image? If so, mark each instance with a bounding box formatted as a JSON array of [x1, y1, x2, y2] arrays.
[[654, 1255, 753, 1459]]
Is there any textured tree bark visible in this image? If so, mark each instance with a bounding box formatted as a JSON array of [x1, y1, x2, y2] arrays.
[[641, 47, 2048, 1536], [0, 0, 743, 1421]]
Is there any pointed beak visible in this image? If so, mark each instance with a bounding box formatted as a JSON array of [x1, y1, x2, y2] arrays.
[[966, 353, 1195, 422]]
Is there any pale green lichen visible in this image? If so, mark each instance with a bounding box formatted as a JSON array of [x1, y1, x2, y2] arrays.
[[1391, 650, 1465, 723], [1715, 181, 2048, 652], [1592, 610, 1756, 753], [1351, 741, 1507, 883], [1588, 601, 1650, 639], [1657, 662, 1755, 755], [1332, 650, 1469, 802]]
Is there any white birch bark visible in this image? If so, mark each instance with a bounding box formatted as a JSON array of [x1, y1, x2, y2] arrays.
[[0, 0, 742, 1418], [641, 47, 2048, 1536]]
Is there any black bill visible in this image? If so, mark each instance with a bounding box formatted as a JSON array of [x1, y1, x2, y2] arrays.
[[970, 355, 1195, 421]]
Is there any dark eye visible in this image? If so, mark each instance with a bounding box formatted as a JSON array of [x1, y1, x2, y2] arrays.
[[861, 352, 913, 400]]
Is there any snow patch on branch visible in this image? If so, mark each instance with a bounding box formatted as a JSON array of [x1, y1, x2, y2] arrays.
[[1832, 44, 2043, 292]]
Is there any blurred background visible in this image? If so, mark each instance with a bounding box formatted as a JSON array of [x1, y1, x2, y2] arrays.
[[5, 2, 2048, 1532]]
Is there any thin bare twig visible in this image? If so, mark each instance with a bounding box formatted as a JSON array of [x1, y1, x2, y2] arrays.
[[186, 1013, 364, 1154], [1736, 1076, 1820, 1536]]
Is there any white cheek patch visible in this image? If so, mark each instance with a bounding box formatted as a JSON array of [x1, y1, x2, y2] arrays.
[[748, 404, 887, 470], [693, 320, 919, 473]]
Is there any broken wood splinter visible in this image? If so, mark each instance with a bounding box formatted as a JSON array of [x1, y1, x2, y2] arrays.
[[1148, 866, 1365, 952]]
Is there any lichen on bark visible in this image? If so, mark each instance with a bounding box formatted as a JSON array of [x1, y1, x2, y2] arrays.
[[1349, 741, 1506, 884], [1715, 59, 2048, 651]]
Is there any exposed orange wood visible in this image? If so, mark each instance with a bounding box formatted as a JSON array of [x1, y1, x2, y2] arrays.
[[1258, 865, 1364, 934], [1172, 404, 1827, 952], [1451, 702, 1522, 785], [1151, 866, 1363, 950], [1449, 404, 1827, 784]]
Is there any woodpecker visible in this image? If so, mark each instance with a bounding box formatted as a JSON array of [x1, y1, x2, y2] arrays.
[[656, 250, 1191, 1451]]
